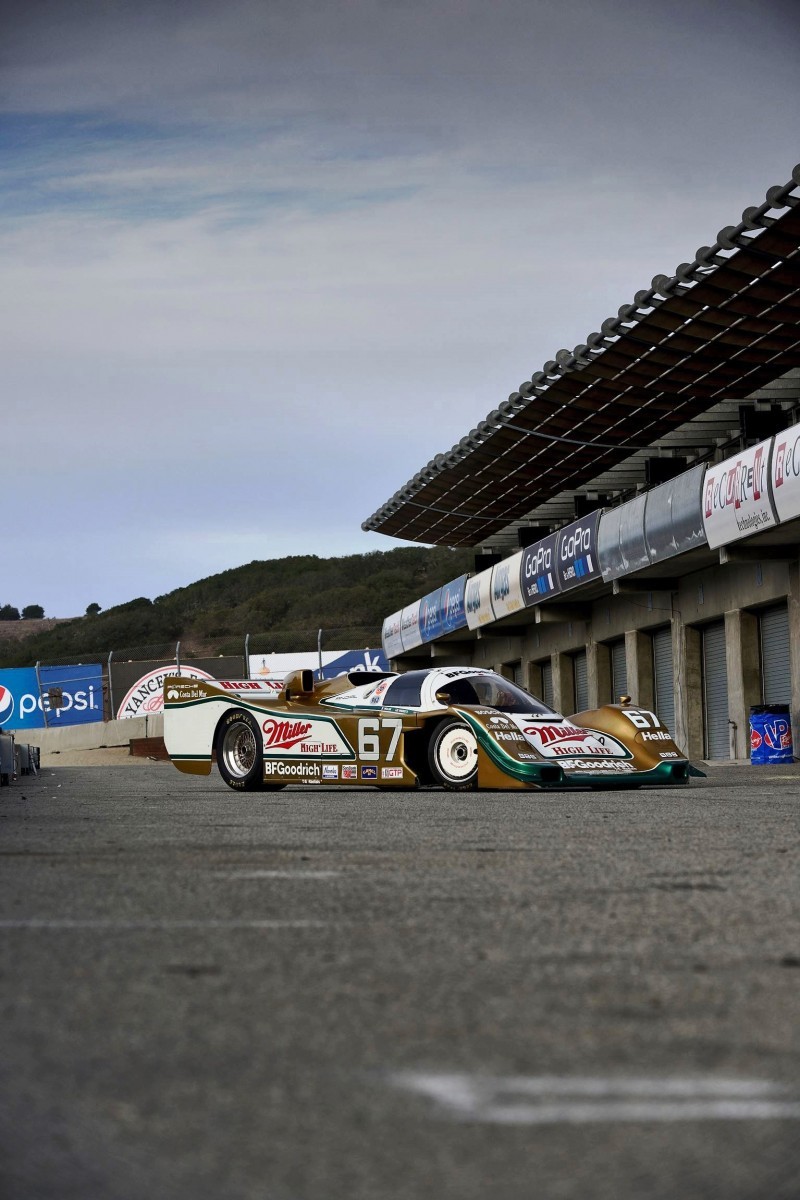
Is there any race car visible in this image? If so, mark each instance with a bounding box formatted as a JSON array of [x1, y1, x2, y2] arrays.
[[163, 666, 692, 791]]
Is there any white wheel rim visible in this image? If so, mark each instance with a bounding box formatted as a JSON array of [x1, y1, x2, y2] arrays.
[[222, 723, 257, 777], [437, 726, 477, 780]]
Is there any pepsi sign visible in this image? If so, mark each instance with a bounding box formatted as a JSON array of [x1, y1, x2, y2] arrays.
[[419, 587, 444, 643], [0, 664, 104, 731], [557, 511, 601, 592], [521, 533, 561, 605], [440, 575, 467, 634]]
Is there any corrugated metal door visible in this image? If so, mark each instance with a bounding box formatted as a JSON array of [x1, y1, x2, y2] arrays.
[[573, 650, 588, 712], [540, 660, 554, 709], [760, 605, 791, 704], [652, 626, 675, 736], [610, 639, 627, 702], [511, 661, 523, 686], [702, 621, 730, 759]]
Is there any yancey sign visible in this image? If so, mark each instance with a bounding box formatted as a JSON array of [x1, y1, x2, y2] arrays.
[[117, 665, 215, 719], [0, 664, 103, 731], [702, 439, 777, 548]]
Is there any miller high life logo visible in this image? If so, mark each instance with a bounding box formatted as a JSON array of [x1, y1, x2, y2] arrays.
[[525, 723, 593, 748], [262, 718, 313, 750]]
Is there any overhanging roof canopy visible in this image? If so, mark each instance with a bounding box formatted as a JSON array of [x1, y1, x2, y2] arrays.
[[363, 164, 800, 547]]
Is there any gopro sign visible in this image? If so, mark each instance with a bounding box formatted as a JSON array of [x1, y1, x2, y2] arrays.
[[557, 511, 601, 591], [0, 664, 103, 731]]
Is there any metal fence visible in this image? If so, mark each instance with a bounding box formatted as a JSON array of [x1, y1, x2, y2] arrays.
[[22, 626, 383, 726]]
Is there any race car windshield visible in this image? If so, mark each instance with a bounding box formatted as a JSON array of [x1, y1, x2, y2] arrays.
[[436, 675, 555, 715]]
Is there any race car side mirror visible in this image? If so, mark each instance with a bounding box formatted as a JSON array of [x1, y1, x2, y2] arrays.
[[435, 689, 451, 705], [284, 669, 315, 700]]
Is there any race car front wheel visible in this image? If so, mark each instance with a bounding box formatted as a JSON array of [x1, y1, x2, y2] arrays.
[[427, 718, 478, 790], [215, 709, 284, 791]]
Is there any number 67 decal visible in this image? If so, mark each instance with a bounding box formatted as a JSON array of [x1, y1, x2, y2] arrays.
[[622, 709, 661, 729], [358, 717, 403, 761]]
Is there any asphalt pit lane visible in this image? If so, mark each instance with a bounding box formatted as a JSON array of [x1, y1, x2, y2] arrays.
[[164, 964, 221, 977]]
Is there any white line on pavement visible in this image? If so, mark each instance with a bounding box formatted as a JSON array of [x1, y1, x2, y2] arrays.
[[389, 1073, 800, 1124], [0, 919, 328, 930], [213, 870, 340, 879]]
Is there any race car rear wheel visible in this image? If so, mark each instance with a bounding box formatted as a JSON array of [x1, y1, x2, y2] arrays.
[[216, 709, 275, 791], [427, 718, 478, 790]]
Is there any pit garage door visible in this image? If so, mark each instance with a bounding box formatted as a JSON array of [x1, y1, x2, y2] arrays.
[[652, 626, 675, 736], [610, 639, 627, 703], [573, 649, 588, 713], [511, 661, 523, 686], [760, 604, 791, 704], [702, 621, 730, 759], [540, 659, 554, 709]]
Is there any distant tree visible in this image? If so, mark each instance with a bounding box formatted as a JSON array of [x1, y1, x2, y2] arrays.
[[85, 602, 102, 616], [0, 605, 21, 621], [22, 605, 45, 619]]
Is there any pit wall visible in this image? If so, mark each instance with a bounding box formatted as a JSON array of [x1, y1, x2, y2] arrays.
[[24, 714, 164, 754]]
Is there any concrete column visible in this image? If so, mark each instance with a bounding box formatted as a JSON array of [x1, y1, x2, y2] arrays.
[[587, 642, 610, 708], [724, 609, 761, 760], [674, 619, 703, 761], [527, 660, 544, 699], [788, 562, 800, 752], [625, 630, 654, 708], [552, 652, 574, 715]]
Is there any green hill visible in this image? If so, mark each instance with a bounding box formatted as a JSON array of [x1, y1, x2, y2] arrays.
[[0, 546, 474, 667]]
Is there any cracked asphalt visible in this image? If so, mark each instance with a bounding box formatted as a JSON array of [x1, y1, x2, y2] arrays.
[[1, 761, 799, 1199]]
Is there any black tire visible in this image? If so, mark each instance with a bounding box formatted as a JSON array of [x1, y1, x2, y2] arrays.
[[427, 717, 478, 790], [215, 710, 266, 791]]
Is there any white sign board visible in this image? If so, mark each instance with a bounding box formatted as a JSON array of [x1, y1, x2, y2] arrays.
[[382, 610, 404, 659], [464, 568, 495, 630], [399, 599, 422, 652], [702, 439, 777, 549], [489, 551, 525, 620], [771, 426, 800, 523]]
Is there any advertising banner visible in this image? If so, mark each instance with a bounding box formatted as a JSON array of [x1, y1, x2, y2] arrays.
[[644, 464, 707, 564], [464, 567, 496, 630], [771, 425, 800, 523], [520, 533, 561, 606], [382, 610, 404, 659], [249, 648, 389, 687], [557, 511, 601, 592], [0, 663, 104, 731], [419, 587, 444, 643], [598, 495, 648, 582], [116, 664, 216, 719], [440, 575, 468, 634], [490, 551, 525, 621], [399, 600, 423, 652], [702, 439, 777, 549]]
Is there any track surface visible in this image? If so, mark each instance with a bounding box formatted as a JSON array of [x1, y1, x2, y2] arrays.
[[1, 764, 799, 1199]]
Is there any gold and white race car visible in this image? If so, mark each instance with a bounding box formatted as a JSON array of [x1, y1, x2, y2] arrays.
[[163, 666, 691, 791]]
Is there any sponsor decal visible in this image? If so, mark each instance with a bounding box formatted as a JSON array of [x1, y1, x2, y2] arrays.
[[219, 680, 264, 691], [259, 712, 353, 758], [342, 765, 357, 780], [641, 729, 673, 742], [381, 766, 403, 779], [517, 718, 628, 759], [493, 731, 527, 744], [165, 682, 206, 703], [750, 728, 762, 751], [559, 759, 636, 772], [361, 765, 378, 780], [322, 765, 339, 780], [659, 751, 680, 759], [118, 665, 214, 719], [265, 761, 321, 778], [263, 718, 313, 750]]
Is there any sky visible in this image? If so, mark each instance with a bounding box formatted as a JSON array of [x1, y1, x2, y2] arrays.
[[2, 0, 799, 618]]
